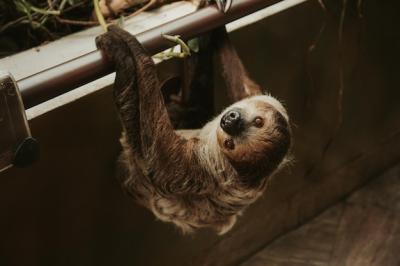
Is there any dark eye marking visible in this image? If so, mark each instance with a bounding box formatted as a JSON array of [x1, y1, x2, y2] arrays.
[[253, 116, 264, 128], [224, 139, 235, 150]]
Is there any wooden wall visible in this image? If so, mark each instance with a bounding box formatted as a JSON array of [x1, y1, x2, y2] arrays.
[[1, 0, 400, 265]]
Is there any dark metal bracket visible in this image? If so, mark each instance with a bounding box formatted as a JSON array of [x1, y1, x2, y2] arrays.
[[0, 72, 39, 172]]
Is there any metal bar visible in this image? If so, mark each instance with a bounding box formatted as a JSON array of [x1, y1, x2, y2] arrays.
[[18, 0, 282, 109]]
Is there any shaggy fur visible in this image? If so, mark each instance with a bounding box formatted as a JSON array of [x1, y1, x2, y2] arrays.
[[96, 26, 291, 234]]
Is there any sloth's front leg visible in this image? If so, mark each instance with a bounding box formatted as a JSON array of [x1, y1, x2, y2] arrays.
[[96, 25, 171, 157], [96, 26, 213, 194]]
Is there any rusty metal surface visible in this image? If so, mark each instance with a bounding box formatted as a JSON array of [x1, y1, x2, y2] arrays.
[[17, 0, 280, 109]]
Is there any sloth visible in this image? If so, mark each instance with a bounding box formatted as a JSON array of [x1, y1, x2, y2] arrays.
[[96, 26, 291, 234]]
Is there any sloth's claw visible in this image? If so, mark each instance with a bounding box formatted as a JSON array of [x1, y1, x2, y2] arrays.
[[215, 0, 232, 13], [197, 0, 233, 13]]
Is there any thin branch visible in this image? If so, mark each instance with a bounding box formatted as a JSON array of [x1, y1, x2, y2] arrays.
[[47, 0, 54, 9], [317, 0, 326, 12], [21, 19, 54, 38], [30, 5, 60, 15], [56, 16, 99, 26], [357, 0, 364, 18], [94, 0, 108, 31], [63, 1, 89, 12], [162, 34, 191, 55], [336, 0, 347, 128], [125, 0, 157, 19], [59, 0, 69, 11], [304, 0, 348, 180], [0, 16, 26, 33]]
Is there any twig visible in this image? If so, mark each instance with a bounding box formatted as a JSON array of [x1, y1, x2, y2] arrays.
[[63, 1, 89, 12], [153, 34, 192, 60], [125, 0, 157, 19], [162, 34, 191, 55], [304, 0, 348, 180], [56, 17, 99, 26], [317, 0, 326, 12], [22, 1, 61, 16], [0, 16, 26, 33], [357, 0, 364, 18], [59, 0, 69, 11], [31, 7, 60, 15], [336, 0, 347, 127], [47, 0, 54, 9], [21, 19, 54, 38], [94, 0, 108, 31]]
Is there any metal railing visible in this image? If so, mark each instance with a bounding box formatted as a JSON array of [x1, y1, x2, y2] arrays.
[[5, 0, 310, 109]]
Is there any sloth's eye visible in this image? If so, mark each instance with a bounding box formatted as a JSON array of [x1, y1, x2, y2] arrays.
[[253, 117, 264, 128]]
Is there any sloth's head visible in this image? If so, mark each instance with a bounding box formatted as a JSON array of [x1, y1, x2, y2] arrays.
[[216, 95, 291, 185]]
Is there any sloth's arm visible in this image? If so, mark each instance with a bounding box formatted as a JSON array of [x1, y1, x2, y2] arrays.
[[213, 27, 263, 102], [96, 26, 214, 194], [96, 27, 143, 156], [96, 25, 180, 155]]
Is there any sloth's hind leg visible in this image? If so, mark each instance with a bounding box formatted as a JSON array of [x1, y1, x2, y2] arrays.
[[212, 28, 263, 102]]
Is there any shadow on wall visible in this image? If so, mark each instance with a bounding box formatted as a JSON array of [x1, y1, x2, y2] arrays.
[[0, 0, 400, 266]]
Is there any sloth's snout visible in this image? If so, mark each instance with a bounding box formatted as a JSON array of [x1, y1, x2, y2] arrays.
[[220, 109, 243, 136]]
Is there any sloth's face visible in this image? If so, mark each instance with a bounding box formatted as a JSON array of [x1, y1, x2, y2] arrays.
[[216, 95, 291, 183]]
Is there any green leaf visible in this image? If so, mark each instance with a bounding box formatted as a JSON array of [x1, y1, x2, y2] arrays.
[[188, 38, 200, 53], [117, 16, 125, 27]]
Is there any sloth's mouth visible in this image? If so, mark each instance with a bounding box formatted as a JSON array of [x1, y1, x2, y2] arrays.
[[224, 138, 235, 150]]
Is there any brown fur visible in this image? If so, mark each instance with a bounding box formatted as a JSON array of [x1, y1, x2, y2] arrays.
[[96, 26, 291, 234]]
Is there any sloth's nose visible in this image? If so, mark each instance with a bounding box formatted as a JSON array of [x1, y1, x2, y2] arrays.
[[220, 109, 243, 136]]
